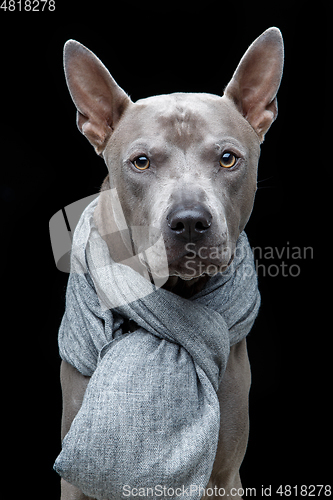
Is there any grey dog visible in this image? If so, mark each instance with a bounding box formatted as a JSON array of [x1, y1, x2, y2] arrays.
[[59, 27, 283, 499]]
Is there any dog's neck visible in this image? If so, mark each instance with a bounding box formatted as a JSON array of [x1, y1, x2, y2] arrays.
[[162, 275, 210, 299]]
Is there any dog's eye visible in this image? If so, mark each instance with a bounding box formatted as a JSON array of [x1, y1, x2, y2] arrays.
[[220, 152, 237, 168], [133, 156, 150, 170]]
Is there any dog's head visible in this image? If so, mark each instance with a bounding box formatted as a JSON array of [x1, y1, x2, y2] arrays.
[[64, 28, 283, 280]]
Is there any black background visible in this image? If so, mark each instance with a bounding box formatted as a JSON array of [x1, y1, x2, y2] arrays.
[[1, 2, 330, 498]]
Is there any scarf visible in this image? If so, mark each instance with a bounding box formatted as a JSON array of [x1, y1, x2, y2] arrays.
[[54, 196, 260, 500]]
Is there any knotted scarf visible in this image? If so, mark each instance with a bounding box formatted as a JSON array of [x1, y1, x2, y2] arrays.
[[54, 196, 260, 500]]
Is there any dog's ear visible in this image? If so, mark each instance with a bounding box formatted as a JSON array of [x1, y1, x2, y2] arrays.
[[224, 27, 284, 143], [64, 40, 131, 155]]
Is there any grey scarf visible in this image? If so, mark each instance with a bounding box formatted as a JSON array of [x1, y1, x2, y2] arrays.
[[54, 197, 260, 500]]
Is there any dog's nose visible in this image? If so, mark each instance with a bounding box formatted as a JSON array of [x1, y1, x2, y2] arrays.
[[167, 205, 212, 242]]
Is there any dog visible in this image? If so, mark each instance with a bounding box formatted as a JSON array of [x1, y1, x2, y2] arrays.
[[59, 27, 283, 500]]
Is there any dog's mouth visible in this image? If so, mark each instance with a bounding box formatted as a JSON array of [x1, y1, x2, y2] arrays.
[[168, 252, 235, 280], [161, 241, 235, 280], [135, 235, 235, 281]]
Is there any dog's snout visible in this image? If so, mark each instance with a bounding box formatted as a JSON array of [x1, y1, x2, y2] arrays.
[[167, 205, 212, 242]]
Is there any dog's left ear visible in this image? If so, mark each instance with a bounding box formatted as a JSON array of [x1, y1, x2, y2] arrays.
[[224, 27, 284, 142], [63, 40, 131, 155]]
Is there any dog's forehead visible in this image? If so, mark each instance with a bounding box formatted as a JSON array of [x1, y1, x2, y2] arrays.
[[134, 93, 222, 129], [122, 92, 259, 148], [135, 92, 220, 114]]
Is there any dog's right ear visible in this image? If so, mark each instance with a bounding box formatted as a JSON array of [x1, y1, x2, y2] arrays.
[[63, 40, 131, 155], [224, 27, 284, 143]]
